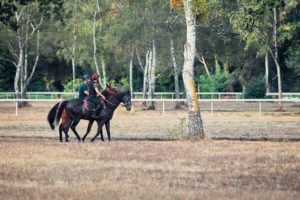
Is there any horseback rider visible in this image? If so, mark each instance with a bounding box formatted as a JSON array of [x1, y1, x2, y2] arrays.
[[79, 74, 90, 100], [88, 73, 106, 118]]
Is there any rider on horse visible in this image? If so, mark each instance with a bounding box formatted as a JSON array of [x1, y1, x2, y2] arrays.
[[88, 73, 106, 118], [79, 74, 90, 100]]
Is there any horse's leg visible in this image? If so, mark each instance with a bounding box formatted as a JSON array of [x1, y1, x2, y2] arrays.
[[105, 121, 111, 141], [59, 123, 63, 142], [59, 109, 67, 142], [70, 118, 81, 142], [82, 120, 94, 142], [91, 121, 104, 142], [63, 119, 72, 142]]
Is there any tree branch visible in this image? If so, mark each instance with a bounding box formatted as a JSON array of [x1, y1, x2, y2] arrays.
[[155, 65, 173, 80], [26, 30, 40, 86], [135, 46, 144, 71], [30, 16, 43, 35], [0, 58, 18, 68]]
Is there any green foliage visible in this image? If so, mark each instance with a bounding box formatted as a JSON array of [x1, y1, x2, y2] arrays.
[[244, 76, 266, 99], [286, 42, 300, 76], [63, 79, 81, 92], [199, 68, 228, 92], [191, 0, 209, 23], [110, 77, 130, 92], [0, 0, 300, 94]]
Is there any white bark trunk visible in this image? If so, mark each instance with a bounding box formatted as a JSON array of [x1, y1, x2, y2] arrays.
[[129, 49, 134, 97], [92, 4, 105, 89], [197, 53, 211, 80], [170, 35, 180, 108], [142, 50, 150, 107], [273, 7, 282, 100], [265, 52, 270, 94], [71, 0, 77, 95], [101, 57, 107, 88], [148, 40, 156, 109], [182, 0, 204, 139], [147, 49, 153, 100]]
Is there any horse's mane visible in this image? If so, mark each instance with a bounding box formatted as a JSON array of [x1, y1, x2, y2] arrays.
[[111, 91, 127, 99]]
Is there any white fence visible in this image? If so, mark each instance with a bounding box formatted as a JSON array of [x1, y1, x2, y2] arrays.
[[1, 98, 299, 117], [1, 91, 300, 100]]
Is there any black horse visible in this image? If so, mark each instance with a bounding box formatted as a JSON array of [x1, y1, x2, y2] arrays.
[[47, 85, 118, 142], [54, 91, 132, 142]]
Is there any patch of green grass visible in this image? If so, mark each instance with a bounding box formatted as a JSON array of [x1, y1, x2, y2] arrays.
[[167, 118, 186, 139]]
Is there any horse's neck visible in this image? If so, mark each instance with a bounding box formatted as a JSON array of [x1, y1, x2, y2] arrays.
[[101, 90, 109, 98], [107, 93, 125, 110]]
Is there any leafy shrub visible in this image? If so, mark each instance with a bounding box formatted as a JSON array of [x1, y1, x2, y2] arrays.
[[198, 63, 228, 92], [244, 76, 266, 99]]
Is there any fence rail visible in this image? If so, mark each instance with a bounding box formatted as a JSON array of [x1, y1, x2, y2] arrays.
[[1, 98, 299, 117], [1, 91, 300, 100]]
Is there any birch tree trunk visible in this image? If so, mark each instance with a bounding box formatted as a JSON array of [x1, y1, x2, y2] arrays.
[[142, 50, 150, 108], [93, 10, 101, 86], [170, 34, 180, 108], [182, 0, 204, 139], [196, 53, 211, 83], [148, 40, 156, 110], [92, 1, 105, 89], [71, 0, 77, 95], [129, 49, 134, 97], [101, 57, 107, 88], [265, 52, 270, 94], [147, 49, 153, 108], [273, 7, 282, 101], [14, 11, 23, 105]]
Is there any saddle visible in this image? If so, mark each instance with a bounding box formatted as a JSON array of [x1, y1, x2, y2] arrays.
[[83, 99, 97, 111]]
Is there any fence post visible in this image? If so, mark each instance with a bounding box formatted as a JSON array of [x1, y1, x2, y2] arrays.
[[162, 101, 165, 116], [259, 101, 262, 116], [16, 101, 18, 116]]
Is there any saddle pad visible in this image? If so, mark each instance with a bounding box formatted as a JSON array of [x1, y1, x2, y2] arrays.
[[84, 99, 88, 110], [84, 99, 97, 110]]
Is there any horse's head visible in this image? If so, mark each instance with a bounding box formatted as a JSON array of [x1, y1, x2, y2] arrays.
[[106, 84, 118, 97], [122, 91, 132, 111]]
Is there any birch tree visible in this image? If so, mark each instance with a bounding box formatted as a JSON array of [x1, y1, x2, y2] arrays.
[[8, 2, 43, 107], [71, 0, 78, 94], [182, 0, 205, 138]]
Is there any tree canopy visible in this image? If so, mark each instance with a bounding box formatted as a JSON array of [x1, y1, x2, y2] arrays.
[[0, 0, 299, 93]]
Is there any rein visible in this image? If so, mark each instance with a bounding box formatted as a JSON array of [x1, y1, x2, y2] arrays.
[[104, 98, 118, 107]]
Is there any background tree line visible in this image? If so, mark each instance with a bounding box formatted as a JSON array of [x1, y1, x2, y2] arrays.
[[0, 0, 299, 100]]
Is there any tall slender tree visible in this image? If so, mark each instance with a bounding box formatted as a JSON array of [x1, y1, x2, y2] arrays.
[[182, 0, 206, 139]]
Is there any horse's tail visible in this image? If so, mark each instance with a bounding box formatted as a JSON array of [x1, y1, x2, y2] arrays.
[[47, 102, 60, 130], [55, 100, 69, 128]]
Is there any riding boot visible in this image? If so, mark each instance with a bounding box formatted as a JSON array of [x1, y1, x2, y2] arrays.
[[92, 105, 102, 118], [101, 99, 106, 110]]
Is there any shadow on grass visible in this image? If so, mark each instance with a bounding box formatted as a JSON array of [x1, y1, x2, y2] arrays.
[[0, 135, 299, 142], [0, 135, 178, 142], [211, 136, 300, 142]]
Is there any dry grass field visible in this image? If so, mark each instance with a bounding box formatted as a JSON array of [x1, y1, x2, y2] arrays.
[[0, 102, 299, 199]]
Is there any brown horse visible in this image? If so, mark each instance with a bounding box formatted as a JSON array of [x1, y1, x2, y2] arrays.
[[47, 84, 118, 142]]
